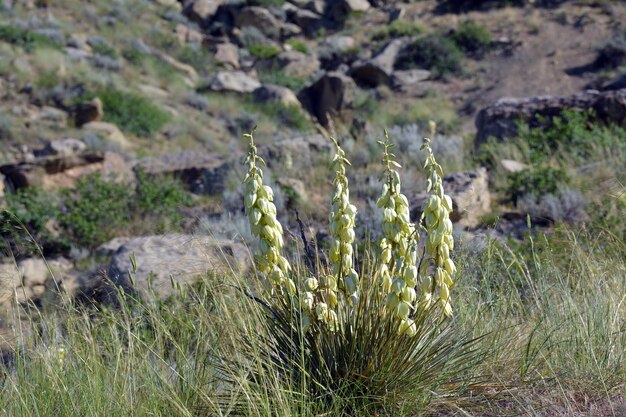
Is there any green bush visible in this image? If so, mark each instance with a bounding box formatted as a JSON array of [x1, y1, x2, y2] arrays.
[[88, 89, 171, 137], [0, 25, 62, 52], [60, 172, 192, 248], [60, 174, 132, 248], [1, 187, 64, 254], [504, 166, 569, 205], [248, 43, 281, 60], [396, 33, 463, 78], [91, 43, 118, 58], [450, 21, 492, 56], [372, 20, 425, 41]]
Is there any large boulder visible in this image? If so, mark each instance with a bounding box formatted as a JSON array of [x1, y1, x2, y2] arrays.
[[135, 151, 232, 195], [183, 0, 220, 26], [298, 71, 356, 126], [208, 70, 261, 93], [106, 234, 249, 298], [350, 38, 406, 88], [0, 147, 130, 191], [327, 0, 370, 22], [214, 42, 240, 69], [411, 168, 491, 229], [292, 8, 326, 37], [233, 6, 281, 38], [73, 97, 103, 127], [0, 257, 73, 305], [475, 89, 626, 146]]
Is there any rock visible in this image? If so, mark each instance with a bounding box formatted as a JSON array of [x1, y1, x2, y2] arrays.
[[174, 23, 204, 45], [411, 168, 491, 229], [327, 0, 370, 22], [298, 71, 356, 126], [500, 159, 528, 173], [277, 177, 308, 207], [253, 84, 301, 107], [73, 97, 103, 127], [156, 52, 200, 84], [350, 38, 406, 88], [475, 89, 626, 146], [234, 6, 281, 38], [37, 138, 86, 158], [257, 134, 332, 172], [183, 0, 219, 25], [259, 50, 320, 79], [280, 22, 302, 38], [602, 74, 626, 91], [135, 151, 232, 195], [82, 121, 130, 149], [292, 8, 325, 37], [106, 234, 249, 298], [208, 70, 261, 93], [391, 69, 431, 89], [214, 42, 240, 69], [0, 151, 131, 191]]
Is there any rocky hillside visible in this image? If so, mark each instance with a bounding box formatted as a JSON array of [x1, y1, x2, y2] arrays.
[[0, 0, 625, 308]]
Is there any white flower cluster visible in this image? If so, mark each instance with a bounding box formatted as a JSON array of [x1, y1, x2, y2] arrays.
[[243, 132, 294, 297], [376, 134, 419, 336], [328, 139, 359, 304], [419, 123, 455, 317]]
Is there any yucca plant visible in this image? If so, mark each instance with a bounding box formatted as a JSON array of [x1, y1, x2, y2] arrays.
[[217, 126, 483, 415]]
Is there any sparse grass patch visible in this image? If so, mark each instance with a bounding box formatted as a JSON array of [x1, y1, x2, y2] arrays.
[[248, 43, 281, 60], [450, 20, 492, 56], [258, 65, 308, 91], [286, 39, 308, 54], [372, 19, 425, 41]]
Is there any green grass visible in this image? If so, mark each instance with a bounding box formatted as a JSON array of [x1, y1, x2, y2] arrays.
[[257, 65, 309, 91], [372, 19, 425, 41], [0, 227, 624, 416], [248, 44, 281, 60], [396, 33, 463, 78], [0, 24, 62, 52], [83, 88, 171, 137]]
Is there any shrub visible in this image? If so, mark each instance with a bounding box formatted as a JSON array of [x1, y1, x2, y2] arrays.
[[372, 19, 425, 41], [0, 24, 62, 52], [91, 42, 118, 58], [60, 174, 132, 248], [218, 127, 479, 414], [504, 166, 570, 205], [1, 187, 64, 255], [396, 33, 463, 78], [518, 188, 586, 223], [450, 21, 492, 56], [86, 88, 171, 137], [247, 43, 281, 60]]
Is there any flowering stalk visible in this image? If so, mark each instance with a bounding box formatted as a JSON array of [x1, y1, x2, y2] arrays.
[[420, 122, 455, 317], [376, 131, 419, 336], [329, 138, 359, 303], [243, 131, 295, 297]]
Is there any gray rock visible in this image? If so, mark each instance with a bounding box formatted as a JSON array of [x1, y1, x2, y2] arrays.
[[258, 134, 332, 172], [292, 8, 325, 37], [327, 0, 370, 22], [74, 97, 103, 127], [37, 138, 86, 158], [135, 151, 232, 195], [602, 74, 626, 91], [214, 42, 240, 69], [475, 89, 626, 146], [107, 234, 249, 298], [183, 0, 219, 25], [253, 84, 301, 107], [411, 168, 491, 229], [391, 69, 431, 89], [234, 6, 281, 38], [350, 38, 407, 87], [208, 70, 261, 93], [298, 71, 356, 126]]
